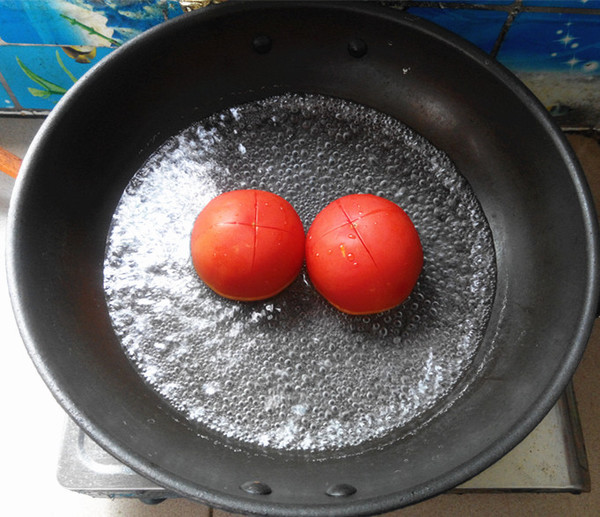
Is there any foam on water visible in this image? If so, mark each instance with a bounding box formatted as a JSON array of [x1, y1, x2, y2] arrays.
[[104, 94, 496, 453]]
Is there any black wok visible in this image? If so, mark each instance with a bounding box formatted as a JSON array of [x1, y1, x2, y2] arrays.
[[7, 2, 599, 516]]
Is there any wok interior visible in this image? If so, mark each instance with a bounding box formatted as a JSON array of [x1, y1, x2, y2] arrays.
[[10, 4, 597, 514]]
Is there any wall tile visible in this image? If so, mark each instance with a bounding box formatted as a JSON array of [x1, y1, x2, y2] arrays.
[[0, 81, 15, 109], [0, 45, 113, 110], [406, 7, 508, 53], [1, 1, 599, 125], [405, 0, 513, 4], [497, 12, 600, 74], [0, 0, 183, 46], [522, 0, 600, 8]]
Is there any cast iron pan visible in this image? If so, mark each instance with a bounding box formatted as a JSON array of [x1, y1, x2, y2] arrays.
[[7, 2, 599, 515]]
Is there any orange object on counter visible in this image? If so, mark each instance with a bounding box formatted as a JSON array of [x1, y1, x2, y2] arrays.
[[0, 146, 21, 178]]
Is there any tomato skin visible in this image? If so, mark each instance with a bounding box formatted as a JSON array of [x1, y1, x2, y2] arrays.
[[306, 194, 423, 315], [191, 190, 305, 301]]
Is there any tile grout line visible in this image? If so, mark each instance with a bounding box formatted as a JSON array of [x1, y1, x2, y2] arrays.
[[391, 1, 600, 15], [0, 70, 22, 111], [491, 1, 522, 58]]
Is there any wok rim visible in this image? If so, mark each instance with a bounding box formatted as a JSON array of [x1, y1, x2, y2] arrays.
[[7, 2, 600, 515]]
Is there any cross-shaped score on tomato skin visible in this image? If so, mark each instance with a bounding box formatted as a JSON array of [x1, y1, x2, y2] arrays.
[[191, 190, 305, 301], [306, 194, 423, 315]]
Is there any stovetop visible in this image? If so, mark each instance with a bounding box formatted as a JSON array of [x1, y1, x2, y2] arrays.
[[56, 381, 589, 501]]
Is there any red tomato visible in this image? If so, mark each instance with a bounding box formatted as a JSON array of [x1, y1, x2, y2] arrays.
[[306, 194, 423, 315], [191, 190, 305, 301]]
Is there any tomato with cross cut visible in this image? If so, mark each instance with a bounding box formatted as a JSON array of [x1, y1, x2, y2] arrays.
[[191, 189, 305, 301], [305, 194, 423, 315]]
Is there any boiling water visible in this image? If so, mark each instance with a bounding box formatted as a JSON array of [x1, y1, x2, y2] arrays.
[[104, 94, 496, 452]]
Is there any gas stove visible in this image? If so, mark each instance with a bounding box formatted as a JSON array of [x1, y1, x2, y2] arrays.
[[57, 382, 589, 503]]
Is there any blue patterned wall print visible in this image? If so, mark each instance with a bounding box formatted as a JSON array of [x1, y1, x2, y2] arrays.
[[0, 81, 15, 109], [0, 1, 599, 125], [497, 12, 600, 75], [0, 0, 182, 111], [405, 7, 508, 53], [0, 45, 112, 110], [413, 0, 600, 6], [418, 0, 512, 4], [0, 0, 183, 46], [521, 1, 600, 8]]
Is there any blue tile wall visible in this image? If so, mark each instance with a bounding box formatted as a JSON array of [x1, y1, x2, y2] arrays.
[[0, 80, 14, 109], [419, 0, 512, 4], [0, 0, 184, 45], [497, 11, 600, 73], [403, 8, 508, 54], [522, 0, 600, 7], [0, 45, 113, 111], [1, 1, 599, 127], [402, 1, 600, 76], [0, 0, 184, 112], [403, 0, 600, 127]]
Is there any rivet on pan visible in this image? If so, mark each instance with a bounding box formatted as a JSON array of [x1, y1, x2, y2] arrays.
[[252, 35, 272, 54], [348, 38, 367, 58], [326, 483, 357, 497], [240, 481, 272, 495]]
